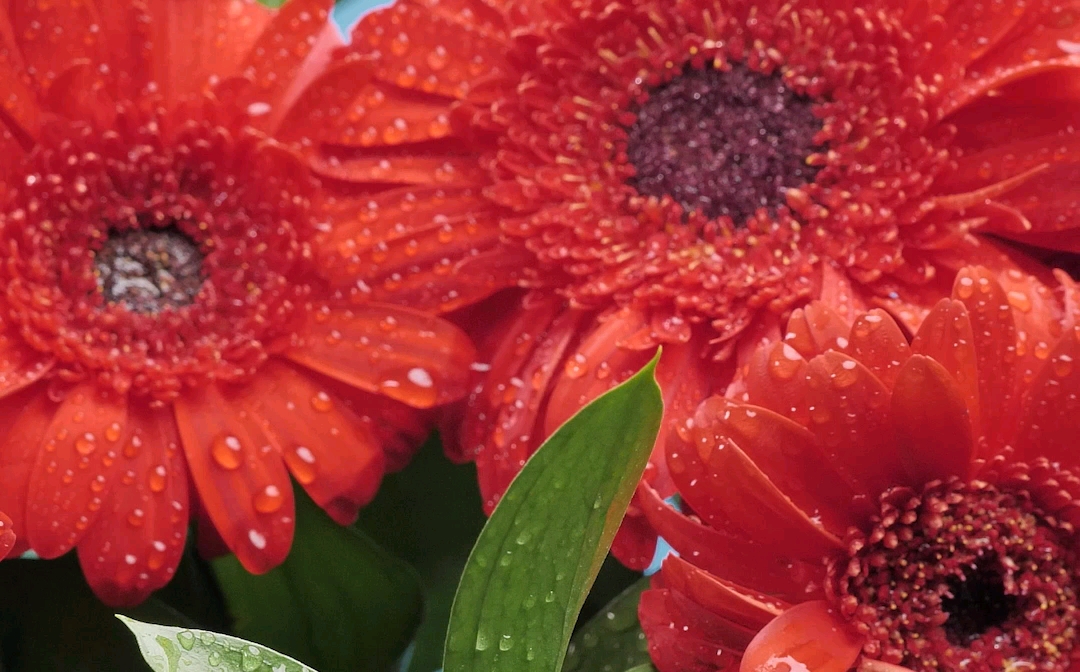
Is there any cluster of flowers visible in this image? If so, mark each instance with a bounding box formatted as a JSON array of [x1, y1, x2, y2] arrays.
[[0, 0, 1077, 670]]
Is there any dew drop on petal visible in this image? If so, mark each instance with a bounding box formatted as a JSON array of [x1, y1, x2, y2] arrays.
[[310, 391, 333, 412], [211, 434, 243, 470], [75, 432, 96, 456], [247, 528, 267, 550], [284, 446, 317, 484], [253, 484, 284, 513]]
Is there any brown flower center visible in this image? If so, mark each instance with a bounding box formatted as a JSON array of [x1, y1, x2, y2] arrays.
[[828, 478, 1079, 672], [95, 226, 204, 313], [625, 64, 821, 224]]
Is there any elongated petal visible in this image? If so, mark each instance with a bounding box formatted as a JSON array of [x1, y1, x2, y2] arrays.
[[174, 384, 294, 574], [1015, 327, 1080, 465], [744, 341, 809, 424], [783, 304, 850, 360], [238, 360, 386, 525], [639, 485, 818, 601], [892, 355, 974, 484], [843, 310, 912, 390], [672, 409, 843, 561], [0, 330, 53, 401], [951, 267, 1020, 453], [700, 397, 872, 534], [911, 298, 981, 434], [740, 601, 863, 672], [661, 555, 787, 631], [146, 0, 273, 105], [804, 352, 906, 495], [639, 587, 746, 672], [26, 384, 128, 558], [286, 303, 476, 409], [77, 403, 189, 606], [0, 384, 53, 554]]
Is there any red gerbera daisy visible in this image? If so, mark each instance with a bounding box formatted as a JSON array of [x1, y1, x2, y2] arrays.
[[637, 265, 1080, 672], [330, 0, 1080, 566], [0, 0, 476, 605]]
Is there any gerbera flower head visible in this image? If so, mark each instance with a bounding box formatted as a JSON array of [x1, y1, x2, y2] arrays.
[[638, 265, 1080, 672], [0, 0, 476, 605], [333, 0, 1080, 567]]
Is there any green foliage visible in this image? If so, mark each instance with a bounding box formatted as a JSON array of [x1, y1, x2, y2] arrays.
[[564, 579, 652, 672], [355, 434, 489, 672], [213, 489, 423, 672], [443, 351, 664, 672], [119, 615, 317, 672]]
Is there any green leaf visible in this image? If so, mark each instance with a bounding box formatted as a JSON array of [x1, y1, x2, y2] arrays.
[[443, 350, 664, 672], [118, 615, 317, 672], [0, 551, 225, 671], [213, 488, 423, 672], [563, 579, 651, 672], [623, 665, 658, 672], [354, 434, 489, 672]]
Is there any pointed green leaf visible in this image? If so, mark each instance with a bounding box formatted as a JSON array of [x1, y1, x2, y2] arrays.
[[213, 488, 423, 672], [443, 350, 664, 672], [564, 579, 651, 672], [118, 615, 318, 672]]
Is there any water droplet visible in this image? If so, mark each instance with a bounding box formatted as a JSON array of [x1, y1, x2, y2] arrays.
[[211, 434, 243, 470], [176, 630, 196, 650], [248, 528, 267, 550], [253, 484, 284, 513], [75, 432, 96, 456], [241, 645, 263, 672], [475, 631, 490, 651], [564, 353, 588, 379], [149, 465, 167, 492], [310, 391, 333, 412], [105, 423, 122, 442], [499, 634, 514, 651], [207, 651, 222, 666], [407, 367, 434, 388], [284, 446, 317, 484], [127, 508, 145, 527], [123, 434, 141, 458]]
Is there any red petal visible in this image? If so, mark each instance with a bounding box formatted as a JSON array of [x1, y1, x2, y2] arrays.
[[287, 303, 476, 409], [892, 355, 975, 485], [238, 0, 339, 130], [0, 511, 14, 560], [639, 587, 745, 672], [740, 601, 863, 672], [843, 310, 911, 390], [475, 306, 586, 510], [317, 187, 507, 312], [275, 56, 375, 143], [951, 267, 1020, 454], [608, 501, 659, 572], [783, 304, 850, 360], [701, 398, 872, 535], [909, 299, 981, 439], [309, 150, 488, 187], [238, 360, 386, 525], [10, 0, 105, 90], [1015, 327, 1080, 464], [0, 10, 41, 141], [174, 385, 295, 574], [744, 341, 809, 424], [0, 330, 53, 401], [146, 0, 273, 105], [25, 385, 128, 558], [661, 555, 787, 632], [76, 403, 189, 606], [804, 352, 904, 496], [0, 384, 53, 555], [674, 405, 843, 561], [542, 307, 652, 437], [353, 0, 511, 102], [639, 485, 819, 601]]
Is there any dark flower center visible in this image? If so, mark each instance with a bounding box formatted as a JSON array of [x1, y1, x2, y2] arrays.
[[625, 64, 821, 224], [95, 226, 204, 313], [828, 477, 1080, 672], [940, 557, 1017, 645]]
